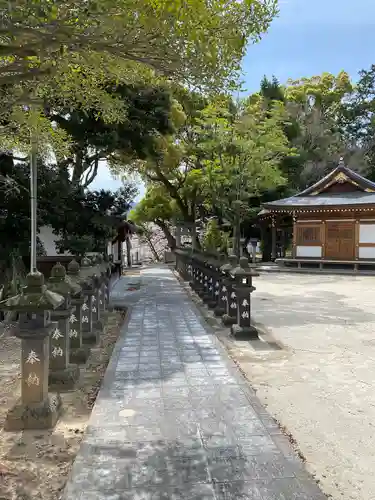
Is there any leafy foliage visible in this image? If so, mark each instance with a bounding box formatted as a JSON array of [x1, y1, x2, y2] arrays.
[[49, 83, 175, 188], [52, 184, 138, 256], [0, 0, 278, 108], [0, 153, 138, 259], [129, 186, 178, 249], [339, 64, 375, 180], [202, 219, 228, 253]]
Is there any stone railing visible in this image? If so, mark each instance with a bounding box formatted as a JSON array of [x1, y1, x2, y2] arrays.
[[175, 247, 259, 339], [0, 254, 116, 431]]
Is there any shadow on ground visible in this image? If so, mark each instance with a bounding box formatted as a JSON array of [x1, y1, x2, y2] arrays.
[[63, 267, 327, 500]]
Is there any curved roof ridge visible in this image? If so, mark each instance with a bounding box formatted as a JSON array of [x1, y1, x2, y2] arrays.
[[296, 159, 375, 196]]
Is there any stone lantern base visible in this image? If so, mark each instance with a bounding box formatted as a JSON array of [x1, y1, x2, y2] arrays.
[[214, 305, 226, 317], [93, 318, 104, 333], [231, 323, 259, 339], [83, 330, 99, 345], [222, 313, 237, 326], [207, 298, 217, 309], [4, 394, 62, 431], [70, 344, 91, 365], [49, 364, 80, 391]]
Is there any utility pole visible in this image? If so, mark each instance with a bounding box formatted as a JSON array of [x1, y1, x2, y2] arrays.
[[30, 133, 38, 272]]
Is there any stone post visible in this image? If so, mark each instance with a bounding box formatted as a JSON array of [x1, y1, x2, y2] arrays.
[[202, 254, 215, 304], [214, 255, 237, 317], [187, 252, 193, 282], [79, 257, 97, 344], [222, 255, 239, 326], [198, 254, 210, 299], [102, 254, 112, 308], [231, 257, 259, 339], [105, 259, 111, 303], [80, 280, 97, 344], [179, 250, 189, 280], [95, 254, 107, 314], [0, 272, 64, 430], [192, 253, 205, 295], [91, 271, 102, 330], [175, 248, 182, 274], [47, 263, 80, 390], [189, 252, 198, 290], [207, 253, 225, 309], [67, 259, 91, 364]]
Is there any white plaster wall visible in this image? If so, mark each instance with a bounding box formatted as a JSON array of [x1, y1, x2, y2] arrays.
[[358, 247, 375, 259], [296, 245, 322, 258], [107, 241, 112, 256], [359, 224, 375, 244], [112, 241, 119, 262]]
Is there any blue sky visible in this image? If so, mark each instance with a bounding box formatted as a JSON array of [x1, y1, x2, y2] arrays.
[[90, 0, 375, 199]]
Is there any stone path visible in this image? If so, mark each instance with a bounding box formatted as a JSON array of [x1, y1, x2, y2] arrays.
[[63, 266, 326, 500]]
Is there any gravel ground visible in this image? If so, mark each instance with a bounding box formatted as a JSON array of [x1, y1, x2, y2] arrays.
[[237, 273, 375, 500], [0, 312, 123, 500]]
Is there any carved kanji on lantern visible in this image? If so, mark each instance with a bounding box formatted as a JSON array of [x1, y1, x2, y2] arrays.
[[221, 255, 239, 326], [67, 279, 88, 363], [47, 262, 81, 390], [0, 271, 64, 430], [230, 257, 259, 339]]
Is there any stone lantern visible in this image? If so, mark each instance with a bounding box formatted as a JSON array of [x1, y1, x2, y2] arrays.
[[47, 262, 80, 390], [202, 253, 216, 304], [91, 271, 102, 330], [67, 259, 90, 364], [192, 252, 205, 295], [189, 252, 200, 292], [230, 257, 259, 339], [222, 255, 239, 326], [96, 254, 108, 313], [0, 271, 64, 430], [214, 255, 237, 317], [207, 253, 225, 310]]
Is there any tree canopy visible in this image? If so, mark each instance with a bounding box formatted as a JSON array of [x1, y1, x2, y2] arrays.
[[125, 66, 375, 256], [0, 0, 278, 108]]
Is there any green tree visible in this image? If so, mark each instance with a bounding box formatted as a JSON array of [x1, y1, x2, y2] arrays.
[[193, 94, 291, 254], [283, 71, 355, 188], [117, 89, 290, 254], [52, 184, 138, 255], [112, 89, 206, 231], [340, 64, 375, 180], [202, 218, 228, 253], [0, 0, 278, 109], [49, 83, 175, 188], [129, 185, 178, 249]]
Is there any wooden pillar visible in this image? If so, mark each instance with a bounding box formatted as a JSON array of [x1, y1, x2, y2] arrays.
[[271, 216, 277, 261], [292, 213, 297, 259], [355, 219, 359, 260], [280, 227, 286, 258]]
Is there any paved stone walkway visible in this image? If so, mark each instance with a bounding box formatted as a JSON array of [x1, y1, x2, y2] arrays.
[[63, 266, 326, 500]]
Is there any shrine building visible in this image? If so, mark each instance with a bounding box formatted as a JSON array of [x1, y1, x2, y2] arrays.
[[258, 159, 375, 270]]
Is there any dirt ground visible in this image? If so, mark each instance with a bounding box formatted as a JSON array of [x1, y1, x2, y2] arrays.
[[187, 272, 375, 500], [0, 311, 124, 500]]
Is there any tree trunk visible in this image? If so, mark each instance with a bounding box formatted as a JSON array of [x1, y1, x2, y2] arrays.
[[157, 221, 177, 250], [125, 235, 132, 267], [144, 234, 160, 262]]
